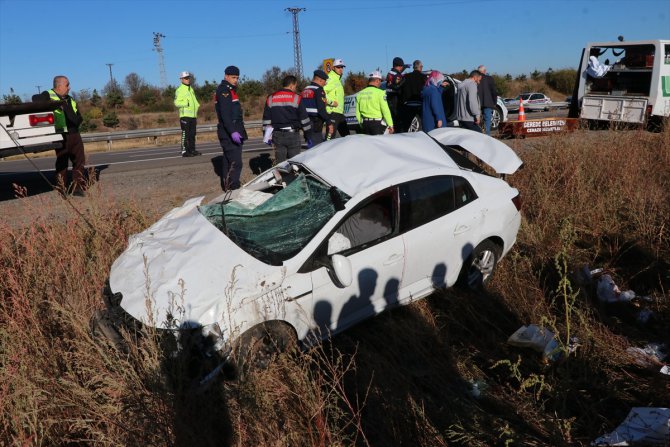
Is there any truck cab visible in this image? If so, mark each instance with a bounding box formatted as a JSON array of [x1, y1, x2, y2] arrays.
[[572, 39, 670, 128]]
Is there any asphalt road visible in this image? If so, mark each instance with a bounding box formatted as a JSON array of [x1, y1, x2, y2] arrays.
[[0, 138, 275, 201]]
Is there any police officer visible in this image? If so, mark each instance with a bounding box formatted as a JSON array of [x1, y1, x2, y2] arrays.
[[37, 75, 86, 195], [174, 71, 201, 157], [324, 58, 349, 140], [301, 70, 332, 145], [215, 66, 247, 191], [355, 71, 394, 135], [263, 75, 313, 162], [385, 57, 406, 131]]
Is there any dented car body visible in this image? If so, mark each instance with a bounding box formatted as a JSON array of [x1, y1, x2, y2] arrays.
[[103, 128, 523, 362]]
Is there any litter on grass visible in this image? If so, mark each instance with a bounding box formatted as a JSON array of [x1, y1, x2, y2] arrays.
[[592, 407, 670, 446], [507, 325, 562, 361]]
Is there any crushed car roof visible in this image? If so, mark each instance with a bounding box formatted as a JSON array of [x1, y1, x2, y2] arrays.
[[291, 130, 522, 197]]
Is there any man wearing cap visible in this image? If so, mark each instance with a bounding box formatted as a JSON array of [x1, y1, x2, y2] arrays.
[[324, 58, 349, 140], [301, 70, 332, 145], [355, 71, 394, 135], [386, 57, 406, 132], [262, 75, 313, 163], [215, 65, 248, 191], [174, 71, 201, 157]]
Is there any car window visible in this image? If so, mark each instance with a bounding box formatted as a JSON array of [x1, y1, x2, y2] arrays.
[[327, 192, 395, 256], [453, 176, 477, 209], [530, 94, 541, 100], [399, 176, 457, 232]]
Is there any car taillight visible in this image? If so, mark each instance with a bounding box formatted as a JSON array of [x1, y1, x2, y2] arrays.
[[512, 193, 522, 211], [29, 113, 54, 126]]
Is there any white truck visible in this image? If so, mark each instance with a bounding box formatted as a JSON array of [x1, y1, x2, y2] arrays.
[[571, 39, 670, 128], [0, 101, 64, 158]]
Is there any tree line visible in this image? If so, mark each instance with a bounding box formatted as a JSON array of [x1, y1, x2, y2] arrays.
[[2, 67, 577, 130]]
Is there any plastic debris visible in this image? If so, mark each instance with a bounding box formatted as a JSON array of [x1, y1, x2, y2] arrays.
[[637, 308, 654, 324], [661, 365, 670, 376], [468, 379, 488, 398], [596, 274, 652, 303], [507, 325, 562, 361], [591, 407, 670, 446], [626, 343, 667, 368]]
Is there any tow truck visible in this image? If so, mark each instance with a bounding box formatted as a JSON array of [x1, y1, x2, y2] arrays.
[[0, 101, 64, 158]]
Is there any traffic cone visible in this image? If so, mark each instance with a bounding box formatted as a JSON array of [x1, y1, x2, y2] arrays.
[[518, 97, 526, 122]]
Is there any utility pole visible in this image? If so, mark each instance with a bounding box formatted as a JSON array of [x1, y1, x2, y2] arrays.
[[105, 63, 115, 86], [36, 85, 41, 94], [285, 7, 306, 80], [153, 32, 167, 89]]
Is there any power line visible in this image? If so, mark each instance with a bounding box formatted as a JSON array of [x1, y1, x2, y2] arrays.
[[286, 7, 306, 80]]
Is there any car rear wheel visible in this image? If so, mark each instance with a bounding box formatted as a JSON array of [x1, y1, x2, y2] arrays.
[[491, 107, 502, 131], [407, 115, 422, 132], [459, 240, 501, 290]]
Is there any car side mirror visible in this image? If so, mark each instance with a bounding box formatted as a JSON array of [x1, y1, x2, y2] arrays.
[[331, 254, 352, 287]]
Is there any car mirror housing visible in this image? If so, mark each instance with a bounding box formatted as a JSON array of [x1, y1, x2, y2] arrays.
[[331, 254, 353, 287]]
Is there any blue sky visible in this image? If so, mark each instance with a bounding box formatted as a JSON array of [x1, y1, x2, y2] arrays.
[[1, 0, 668, 100]]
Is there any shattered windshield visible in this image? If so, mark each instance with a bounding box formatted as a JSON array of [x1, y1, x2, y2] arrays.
[[199, 174, 349, 265]]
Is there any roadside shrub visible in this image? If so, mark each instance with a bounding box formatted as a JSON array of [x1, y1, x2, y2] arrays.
[[545, 68, 577, 94], [102, 111, 120, 128]]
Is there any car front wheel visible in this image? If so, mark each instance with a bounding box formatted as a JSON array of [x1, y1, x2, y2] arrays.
[[459, 240, 501, 290], [234, 323, 298, 379]]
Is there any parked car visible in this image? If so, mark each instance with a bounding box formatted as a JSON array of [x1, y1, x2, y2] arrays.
[[344, 75, 509, 132], [95, 129, 522, 375], [504, 92, 552, 111]]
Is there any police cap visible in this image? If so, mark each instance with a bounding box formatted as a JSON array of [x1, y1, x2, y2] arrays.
[[313, 69, 328, 81], [225, 65, 240, 76]]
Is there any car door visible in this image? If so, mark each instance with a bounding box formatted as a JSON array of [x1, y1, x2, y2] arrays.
[[399, 175, 481, 299], [307, 188, 405, 337]]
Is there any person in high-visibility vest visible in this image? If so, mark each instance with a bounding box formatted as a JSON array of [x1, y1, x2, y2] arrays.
[[36, 75, 86, 195], [355, 71, 394, 135], [324, 58, 350, 140], [174, 71, 201, 157]]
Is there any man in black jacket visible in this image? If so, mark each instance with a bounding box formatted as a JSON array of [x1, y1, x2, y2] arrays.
[[263, 75, 313, 162], [215, 65, 247, 191], [477, 65, 498, 136], [399, 60, 426, 132], [36, 75, 86, 195]]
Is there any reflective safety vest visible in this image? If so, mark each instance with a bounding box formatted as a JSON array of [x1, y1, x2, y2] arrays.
[[355, 85, 393, 127], [174, 84, 200, 118], [48, 89, 78, 132], [324, 70, 344, 114]]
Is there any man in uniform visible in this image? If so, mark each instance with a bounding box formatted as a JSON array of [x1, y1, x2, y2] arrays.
[[355, 71, 394, 135], [385, 57, 406, 132], [174, 71, 201, 157], [37, 75, 86, 195], [324, 58, 349, 140], [263, 75, 313, 162], [215, 65, 247, 191], [300, 69, 332, 145]]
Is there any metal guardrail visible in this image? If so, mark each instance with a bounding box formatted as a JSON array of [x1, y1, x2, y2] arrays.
[[81, 120, 263, 149]]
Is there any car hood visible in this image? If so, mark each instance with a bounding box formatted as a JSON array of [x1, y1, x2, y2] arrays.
[[109, 196, 283, 330], [427, 128, 523, 174]]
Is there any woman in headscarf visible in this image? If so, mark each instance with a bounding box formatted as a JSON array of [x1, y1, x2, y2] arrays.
[[421, 70, 447, 132]]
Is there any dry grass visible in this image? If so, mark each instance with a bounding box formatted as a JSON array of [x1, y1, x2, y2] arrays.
[[0, 126, 668, 446]]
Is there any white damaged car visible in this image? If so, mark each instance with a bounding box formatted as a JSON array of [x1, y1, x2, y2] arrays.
[[96, 129, 523, 374]]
